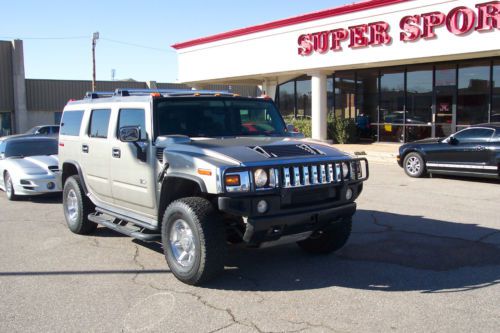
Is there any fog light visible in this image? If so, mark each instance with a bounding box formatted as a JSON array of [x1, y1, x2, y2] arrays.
[[20, 179, 30, 185], [47, 182, 55, 190], [257, 200, 268, 214], [345, 187, 353, 201]]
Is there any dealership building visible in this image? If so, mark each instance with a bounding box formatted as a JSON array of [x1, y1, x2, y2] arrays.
[[173, 0, 500, 142]]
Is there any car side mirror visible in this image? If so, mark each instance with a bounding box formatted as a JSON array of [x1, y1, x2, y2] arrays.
[[286, 124, 305, 138], [449, 136, 459, 145], [119, 126, 141, 142]]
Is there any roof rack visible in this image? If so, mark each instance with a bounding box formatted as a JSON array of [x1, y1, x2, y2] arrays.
[[83, 88, 238, 100], [84, 91, 115, 99]]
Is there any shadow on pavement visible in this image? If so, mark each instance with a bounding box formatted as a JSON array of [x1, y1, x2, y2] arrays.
[[201, 209, 500, 293]]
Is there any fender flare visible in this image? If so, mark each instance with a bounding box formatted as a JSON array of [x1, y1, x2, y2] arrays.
[[61, 160, 89, 194], [164, 172, 208, 193]]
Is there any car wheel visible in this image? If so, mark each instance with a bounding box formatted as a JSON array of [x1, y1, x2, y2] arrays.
[[297, 216, 352, 254], [63, 175, 97, 235], [162, 197, 226, 285], [403, 152, 426, 178], [4, 172, 18, 201]]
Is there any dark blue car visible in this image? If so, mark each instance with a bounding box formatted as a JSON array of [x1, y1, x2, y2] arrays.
[[397, 123, 500, 179]]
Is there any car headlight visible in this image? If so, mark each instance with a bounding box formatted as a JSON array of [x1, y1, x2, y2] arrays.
[[342, 162, 350, 179], [254, 169, 268, 188]]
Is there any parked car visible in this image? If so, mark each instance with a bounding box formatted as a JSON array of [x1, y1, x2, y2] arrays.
[[0, 136, 61, 200], [25, 125, 60, 136], [397, 123, 500, 179]]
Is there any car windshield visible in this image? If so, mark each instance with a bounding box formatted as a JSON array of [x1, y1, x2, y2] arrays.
[[154, 97, 287, 138], [5, 139, 58, 157]]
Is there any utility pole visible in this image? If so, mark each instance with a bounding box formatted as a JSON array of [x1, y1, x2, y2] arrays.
[[92, 32, 99, 92]]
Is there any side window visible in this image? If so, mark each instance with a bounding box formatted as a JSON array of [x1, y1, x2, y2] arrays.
[[52, 126, 60, 134], [38, 127, 50, 135], [60, 110, 84, 136], [89, 109, 111, 138], [0, 141, 5, 156], [454, 128, 494, 143], [117, 109, 147, 140]]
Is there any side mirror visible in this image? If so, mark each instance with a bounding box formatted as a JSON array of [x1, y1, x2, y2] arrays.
[[449, 136, 459, 145], [286, 124, 305, 138], [119, 126, 141, 142]]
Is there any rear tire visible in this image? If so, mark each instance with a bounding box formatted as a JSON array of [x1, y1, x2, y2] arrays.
[[162, 197, 226, 285], [63, 175, 97, 235], [403, 152, 426, 178], [4, 172, 18, 201], [297, 216, 352, 254]]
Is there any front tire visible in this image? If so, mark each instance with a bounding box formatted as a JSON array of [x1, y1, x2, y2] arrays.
[[162, 197, 226, 285], [4, 172, 18, 201], [403, 152, 426, 178], [297, 216, 352, 254], [63, 175, 97, 235]]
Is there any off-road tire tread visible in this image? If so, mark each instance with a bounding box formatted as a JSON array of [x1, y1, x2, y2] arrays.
[[162, 197, 226, 285], [63, 175, 97, 235]]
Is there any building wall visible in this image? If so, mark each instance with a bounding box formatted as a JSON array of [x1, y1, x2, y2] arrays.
[[175, 0, 500, 83], [0, 41, 14, 112]]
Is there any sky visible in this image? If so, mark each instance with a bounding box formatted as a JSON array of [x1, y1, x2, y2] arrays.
[[0, 0, 350, 83]]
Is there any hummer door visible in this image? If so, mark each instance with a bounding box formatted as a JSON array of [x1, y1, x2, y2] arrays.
[[110, 108, 156, 217]]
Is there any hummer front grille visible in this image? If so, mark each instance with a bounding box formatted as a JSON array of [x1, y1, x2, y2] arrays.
[[276, 160, 367, 189]]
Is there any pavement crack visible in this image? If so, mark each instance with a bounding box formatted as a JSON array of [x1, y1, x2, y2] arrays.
[[287, 320, 340, 332], [131, 245, 146, 284]]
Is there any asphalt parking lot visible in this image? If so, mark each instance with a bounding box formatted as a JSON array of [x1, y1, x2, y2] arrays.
[[0, 162, 499, 333]]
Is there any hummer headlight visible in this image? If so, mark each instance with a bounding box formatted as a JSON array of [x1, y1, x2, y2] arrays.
[[254, 169, 268, 188], [342, 162, 350, 179]]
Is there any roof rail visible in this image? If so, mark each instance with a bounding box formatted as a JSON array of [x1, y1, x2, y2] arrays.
[[84, 91, 115, 99]]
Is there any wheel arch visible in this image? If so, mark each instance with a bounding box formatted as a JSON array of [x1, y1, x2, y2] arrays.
[[158, 175, 207, 225], [61, 161, 88, 194]]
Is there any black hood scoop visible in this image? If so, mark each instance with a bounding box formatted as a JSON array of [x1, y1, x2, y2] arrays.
[[249, 144, 325, 158]]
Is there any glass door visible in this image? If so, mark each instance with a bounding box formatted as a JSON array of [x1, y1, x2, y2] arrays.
[[434, 65, 457, 137]]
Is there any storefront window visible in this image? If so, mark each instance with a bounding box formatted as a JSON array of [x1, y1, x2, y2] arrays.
[[327, 77, 334, 116], [457, 61, 490, 129], [296, 78, 311, 118], [334, 72, 355, 119], [379, 68, 405, 142], [492, 60, 500, 122], [0, 112, 12, 137], [435, 64, 456, 137], [355, 70, 378, 141], [277, 81, 295, 118], [406, 66, 432, 141]]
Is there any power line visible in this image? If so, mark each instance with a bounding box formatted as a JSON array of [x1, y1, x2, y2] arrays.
[[0, 36, 88, 40], [100, 37, 174, 53]]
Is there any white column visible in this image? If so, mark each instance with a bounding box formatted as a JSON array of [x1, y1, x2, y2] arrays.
[[310, 72, 327, 141], [262, 79, 277, 100]]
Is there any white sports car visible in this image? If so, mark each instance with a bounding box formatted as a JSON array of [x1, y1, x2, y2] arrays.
[[0, 135, 61, 200]]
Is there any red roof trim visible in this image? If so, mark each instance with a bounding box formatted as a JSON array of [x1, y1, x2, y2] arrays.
[[172, 0, 411, 50]]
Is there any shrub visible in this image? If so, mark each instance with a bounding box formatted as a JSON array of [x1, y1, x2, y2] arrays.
[[284, 116, 358, 144]]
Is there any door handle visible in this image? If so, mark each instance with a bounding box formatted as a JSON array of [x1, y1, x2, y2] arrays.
[[475, 146, 486, 151], [82, 144, 89, 153], [112, 148, 121, 158]]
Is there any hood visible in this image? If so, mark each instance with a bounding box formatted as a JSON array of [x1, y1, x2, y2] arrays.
[[165, 137, 351, 166], [8, 155, 59, 174]]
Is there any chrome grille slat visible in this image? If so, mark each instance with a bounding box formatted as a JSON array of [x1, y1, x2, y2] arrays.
[[293, 167, 301, 187], [284, 168, 291, 187], [320, 165, 327, 184], [303, 166, 310, 186]]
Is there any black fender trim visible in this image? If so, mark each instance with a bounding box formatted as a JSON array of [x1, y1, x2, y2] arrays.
[[164, 173, 208, 193], [61, 160, 89, 194]]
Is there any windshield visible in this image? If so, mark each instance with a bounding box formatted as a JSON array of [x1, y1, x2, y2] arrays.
[[154, 98, 286, 138], [5, 139, 58, 157]]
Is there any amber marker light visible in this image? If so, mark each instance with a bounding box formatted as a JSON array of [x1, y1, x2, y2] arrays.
[[224, 174, 240, 186], [197, 168, 212, 176], [151, 92, 161, 98]]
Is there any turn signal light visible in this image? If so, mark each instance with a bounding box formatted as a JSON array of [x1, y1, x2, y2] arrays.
[[225, 174, 240, 186], [197, 169, 212, 176], [151, 93, 161, 98]]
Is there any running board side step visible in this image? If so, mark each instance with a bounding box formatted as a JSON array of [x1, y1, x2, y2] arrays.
[[88, 213, 161, 242]]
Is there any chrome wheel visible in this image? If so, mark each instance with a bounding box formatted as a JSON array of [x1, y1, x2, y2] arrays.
[[169, 219, 196, 268], [66, 189, 79, 223], [406, 156, 421, 176]]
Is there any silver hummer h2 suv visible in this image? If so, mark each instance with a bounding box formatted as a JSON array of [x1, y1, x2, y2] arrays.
[[58, 89, 368, 285]]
